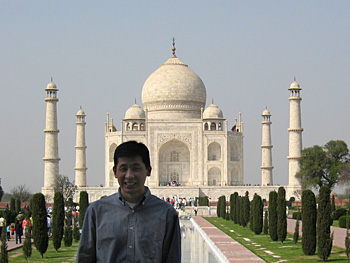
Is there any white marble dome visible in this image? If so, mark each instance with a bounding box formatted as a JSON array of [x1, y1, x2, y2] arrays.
[[262, 108, 271, 116], [289, 80, 301, 90], [125, 103, 145, 119], [77, 108, 86, 116], [203, 104, 223, 118], [141, 55, 207, 120], [46, 81, 57, 90]]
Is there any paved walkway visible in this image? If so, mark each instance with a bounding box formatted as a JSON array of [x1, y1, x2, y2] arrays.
[[192, 217, 264, 263], [0, 236, 25, 251], [287, 218, 346, 249]]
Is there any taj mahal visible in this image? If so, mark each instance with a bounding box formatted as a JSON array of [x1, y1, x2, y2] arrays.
[[41, 41, 302, 202]]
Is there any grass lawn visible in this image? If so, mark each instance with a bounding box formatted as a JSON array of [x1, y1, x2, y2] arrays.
[[8, 240, 78, 262], [333, 220, 340, 228], [205, 217, 348, 263]]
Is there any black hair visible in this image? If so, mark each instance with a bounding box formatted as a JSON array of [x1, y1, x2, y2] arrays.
[[114, 141, 150, 168]]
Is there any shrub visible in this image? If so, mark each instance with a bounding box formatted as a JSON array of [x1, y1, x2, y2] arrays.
[[0, 221, 8, 263], [292, 212, 302, 220], [73, 220, 80, 241], [243, 191, 250, 227], [23, 226, 32, 261], [293, 214, 300, 244], [230, 193, 238, 222], [301, 189, 316, 255], [268, 191, 278, 241], [333, 208, 347, 220], [236, 196, 241, 225], [52, 192, 64, 252], [79, 191, 89, 228], [339, 216, 350, 228], [64, 210, 73, 247], [253, 194, 263, 235]]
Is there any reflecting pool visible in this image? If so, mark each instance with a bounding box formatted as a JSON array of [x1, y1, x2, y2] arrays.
[[180, 218, 222, 263]]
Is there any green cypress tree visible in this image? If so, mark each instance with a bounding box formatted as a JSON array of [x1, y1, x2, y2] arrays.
[[230, 192, 238, 224], [240, 195, 247, 227], [277, 187, 287, 243], [23, 226, 32, 261], [253, 194, 263, 234], [243, 191, 250, 227], [269, 191, 278, 241], [331, 195, 336, 213], [0, 221, 8, 263], [221, 196, 226, 219], [52, 192, 65, 252], [64, 210, 73, 247], [236, 196, 241, 225], [263, 210, 269, 235], [32, 193, 48, 258], [293, 213, 300, 244], [79, 191, 89, 228], [301, 189, 317, 255], [10, 198, 15, 212], [317, 185, 333, 261], [250, 194, 255, 231], [217, 196, 221, 218]]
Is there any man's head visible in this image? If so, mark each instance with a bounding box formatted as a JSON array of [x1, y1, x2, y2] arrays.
[[113, 141, 152, 203], [113, 141, 150, 169]]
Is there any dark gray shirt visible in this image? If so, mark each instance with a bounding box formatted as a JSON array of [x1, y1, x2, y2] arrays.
[[76, 188, 181, 263]]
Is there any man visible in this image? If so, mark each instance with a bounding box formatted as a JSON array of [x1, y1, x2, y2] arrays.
[[76, 141, 181, 263]]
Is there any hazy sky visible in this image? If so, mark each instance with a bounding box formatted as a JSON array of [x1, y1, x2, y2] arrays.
[[1, 1, 349, 194]]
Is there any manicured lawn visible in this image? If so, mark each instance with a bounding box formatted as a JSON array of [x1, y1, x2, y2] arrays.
[[8, 240, 78, 262], [206, 217, 348, 263], [333, 220, 340, 228]]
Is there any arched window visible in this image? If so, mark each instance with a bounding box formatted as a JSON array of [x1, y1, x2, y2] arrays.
[[126, 123, 130, 131], [132, 123, 138, 130], [140, 123, 145, 131], [204, 123, 209, 130], [170, 151, 179, 162], [210, 122, 216, 130], [170, 171, 179, 182], [218, 122, 222, 131]]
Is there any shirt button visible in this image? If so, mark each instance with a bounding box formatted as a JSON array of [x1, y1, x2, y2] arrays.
[[132, 210, 134, 213], [129, 245, 132, 249], [130, 226, 133, 230]]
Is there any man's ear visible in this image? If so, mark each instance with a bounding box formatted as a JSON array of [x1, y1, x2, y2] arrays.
[[147, 166, 152, 177], [113, 166, 117, 178]]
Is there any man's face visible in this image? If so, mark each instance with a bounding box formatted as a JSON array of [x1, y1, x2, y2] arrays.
[[113, 156, 151, 203]]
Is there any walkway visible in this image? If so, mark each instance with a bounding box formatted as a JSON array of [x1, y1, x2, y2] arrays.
[[192, 217, 264, 263], [287, 218, 346, 249]]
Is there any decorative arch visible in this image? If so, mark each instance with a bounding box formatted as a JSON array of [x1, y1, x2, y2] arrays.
[[204, 123, 209, 130], [132, 122, 138, 130], [208, 142, 221, 161], [140, 123, 145, 131], [109, 143, 118, 162], [208, 167, 221, 186], [158, 139, 190, 186], [210, 122, 216, 130]]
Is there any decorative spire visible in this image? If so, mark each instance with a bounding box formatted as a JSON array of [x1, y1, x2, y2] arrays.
[[51, 76, 53, 82], [294, 76, 296, 81], [172, 37, 176, 57], [212, 98, 214, 104], [134, 98, 137, 104]]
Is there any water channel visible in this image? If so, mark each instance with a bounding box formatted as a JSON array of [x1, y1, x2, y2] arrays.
[[180, 218, 224, 263]]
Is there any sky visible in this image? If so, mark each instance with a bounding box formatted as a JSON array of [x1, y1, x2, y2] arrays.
[[0, 1, 349, 194]]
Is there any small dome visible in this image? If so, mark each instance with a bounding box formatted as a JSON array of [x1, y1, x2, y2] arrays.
[[262, 108, 271, 116], [125, 104, 145, 119], [203, 104, 223, 119], [77, 108, 85, 116], [46, 80, 57, 90], [289, 80, 301, 90]]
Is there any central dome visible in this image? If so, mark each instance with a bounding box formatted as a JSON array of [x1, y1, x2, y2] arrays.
[[142, 55, 207, 120]]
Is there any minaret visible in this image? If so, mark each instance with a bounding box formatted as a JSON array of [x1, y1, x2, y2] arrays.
[[75, 107, 87, 187], [288, 79, 303, 186], [261, 108, 273, 186], [42, 78, 60, 195]]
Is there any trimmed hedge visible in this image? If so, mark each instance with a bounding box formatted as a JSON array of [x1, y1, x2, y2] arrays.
[[339, 215, 350, 228], [293, 212, 302, 220], [333, 208, 347, 220]]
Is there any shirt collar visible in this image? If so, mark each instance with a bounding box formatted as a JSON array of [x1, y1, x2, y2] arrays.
[[117, 187, 151, 206]]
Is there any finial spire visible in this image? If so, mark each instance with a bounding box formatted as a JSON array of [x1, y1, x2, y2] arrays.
[[172, 37, 176, 57], [50, 76, 53, 82], [134, 98, 137, 104], [212, 98, 214, 104], [294, 76, 296, 81]]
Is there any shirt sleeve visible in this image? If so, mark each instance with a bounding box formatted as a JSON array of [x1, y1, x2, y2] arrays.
[[162, 208, 181, 263], [75, 205, 97, 263]]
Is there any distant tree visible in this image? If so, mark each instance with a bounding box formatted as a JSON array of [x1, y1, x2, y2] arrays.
[[253, 194, 263, 235], [301, 190, 316, 255], [331, 195, 336, 213], [240, 195, 246, 227], [32, 193, 48, 258], [52, 192, 64, 252], [250, 194, 255, 231], [0, 186, 4, 202], [11, 184, 32, 203], [293, 213, 300, 244], [277, 187, 287, 243], [64, 210, 73, 247], [79, 191, 89, 228], [269, 191, 278, 241], [53, 174, 77, 202], [0, 221, 8, 263], [296, 140, 349, 190], [230, 193, 238, 222], [217, 197, 221, 218], [10, 198, 15, 211], [317, 185, 333, 261], [15, 199, 20, 214], [220, 196, 226, 219], [339, 163, 350, 187], [263, 209, 269, 235], [23, 226, 32, 261], [243, 191, 250, 227]]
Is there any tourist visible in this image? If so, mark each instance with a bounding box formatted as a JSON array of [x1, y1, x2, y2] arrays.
[[76, 141, 181, 263], [22, 216, 31, 236], [0, 213, 5, 238], [15, 217, 23, 244], [6, 224, 11, 240]]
